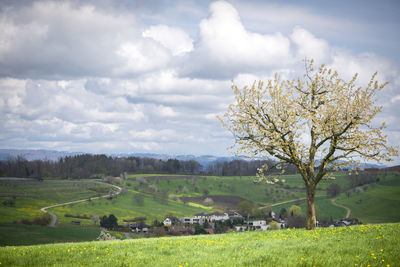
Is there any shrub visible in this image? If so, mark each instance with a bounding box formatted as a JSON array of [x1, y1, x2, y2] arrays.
[[269, 221, 279, 230], [97, 229, 116, 241], [203, 197, 214, 206], [288, 205, 302, 216]]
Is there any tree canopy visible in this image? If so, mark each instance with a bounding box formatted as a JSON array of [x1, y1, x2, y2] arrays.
[[219, 60, 398, 229]]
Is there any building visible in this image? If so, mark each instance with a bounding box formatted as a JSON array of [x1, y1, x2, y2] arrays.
[[130, 223, 149, 233], [194, 212, 210, 224], [247, 220, 269, 231], [163, 217, 181, 226], [180, 217, 200, 224], [209, 212, 229, 222]]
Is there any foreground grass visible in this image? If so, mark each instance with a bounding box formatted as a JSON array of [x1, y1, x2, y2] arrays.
[[1, 223, 399, 266]]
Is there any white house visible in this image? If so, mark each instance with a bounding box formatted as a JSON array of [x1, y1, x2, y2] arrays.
[[180, 217, 200, 224], [194, 212, 210, 224], [163, 217, 180, 226], [247, 220, 269, 231], [130, 223, 149, 233], [227, 211, 243, 219], [209, 212, 229, 222]]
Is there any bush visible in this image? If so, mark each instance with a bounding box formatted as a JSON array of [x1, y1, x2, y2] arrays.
[[269, 221, 279, 230], [100, 214, 118, 230], [17, 214, 51, 226], [97, 229, 116, 241], [288, 205, 302, 216], [203, 197, 214, 206]]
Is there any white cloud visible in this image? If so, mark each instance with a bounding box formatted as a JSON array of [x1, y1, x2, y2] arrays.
[[0, 1, 171, 78], [291, 26, 331, 64], [183, 0, 291, 78], [391, 95, 400, 103], [143, 24, 194, 56]]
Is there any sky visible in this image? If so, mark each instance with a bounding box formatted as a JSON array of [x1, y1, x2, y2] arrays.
[[0, 0, 399, 164]]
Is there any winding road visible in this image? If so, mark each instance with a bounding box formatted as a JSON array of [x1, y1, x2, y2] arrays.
[[40, 182, 122, 227], [331, 198, 351, 219]]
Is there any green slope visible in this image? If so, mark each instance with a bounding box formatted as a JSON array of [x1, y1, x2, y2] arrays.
[[1, 224, 399, 266]]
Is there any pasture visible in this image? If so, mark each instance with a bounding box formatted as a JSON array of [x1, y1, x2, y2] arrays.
[[0, 179, 113, 224]]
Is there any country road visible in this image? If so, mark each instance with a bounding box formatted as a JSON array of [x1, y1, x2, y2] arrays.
[[259, 197, 307, 209], [331, 198, 351, 218], [40, 182, 122, 227]]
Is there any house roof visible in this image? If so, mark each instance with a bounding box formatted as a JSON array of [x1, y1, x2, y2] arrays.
[[211, 212, 227, 216]]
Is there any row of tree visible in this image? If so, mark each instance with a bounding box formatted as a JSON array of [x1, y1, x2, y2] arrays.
[[0, 154, 291, 179]]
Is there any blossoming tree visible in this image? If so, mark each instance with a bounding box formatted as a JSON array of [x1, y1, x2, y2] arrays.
[[219, 60, 398, 230]]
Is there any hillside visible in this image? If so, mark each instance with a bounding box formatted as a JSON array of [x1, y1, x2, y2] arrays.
[[1, 223, 399, 266]]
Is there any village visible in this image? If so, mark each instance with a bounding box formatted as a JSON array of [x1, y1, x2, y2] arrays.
[[126, 210, 361, 236]]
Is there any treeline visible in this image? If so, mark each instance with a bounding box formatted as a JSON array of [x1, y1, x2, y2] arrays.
[[0, 154, 297, 179], [0, 155, 202, 179], [206, 160, 298, 176]]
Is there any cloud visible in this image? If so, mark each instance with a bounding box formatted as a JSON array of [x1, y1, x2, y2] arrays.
[[0, 1, 171, 78], [143, 25, 194, 56], [182, 0, 291, 78], [291, 26, 331, 64]]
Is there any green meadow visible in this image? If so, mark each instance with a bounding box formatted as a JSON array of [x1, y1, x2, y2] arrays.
[[0, 223, 399, 266], [51, 190, 213, 225], [0, 179, 113, 224], [336, 171, 400, 223], [0, 224, 100, 246]]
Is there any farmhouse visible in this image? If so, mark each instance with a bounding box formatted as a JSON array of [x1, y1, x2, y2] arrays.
[[180, 217, 200, 225], [130, 223, 149, 233], [194, 212, 210, 224], [163, 217, 181, 226], [209, 212, 229, 222], [247, 220, 269, 231], [227, 211, 243, 219]]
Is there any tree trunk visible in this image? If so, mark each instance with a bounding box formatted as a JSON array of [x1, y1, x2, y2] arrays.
[[305, 185, 317, 230]]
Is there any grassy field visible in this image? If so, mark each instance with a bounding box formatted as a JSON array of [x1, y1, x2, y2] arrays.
[[0, 179, 113, 224], [0, 224, 100, 246], [336, 172, 400, 223], [271, 196, 347, 221], [0, 223, 399, 266], [51, 190, 214, 225]]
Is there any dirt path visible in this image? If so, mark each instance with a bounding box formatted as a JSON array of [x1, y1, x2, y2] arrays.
[[259, 197, 306, 209], [331, 198, 351, 218], [40, 182, 122, 227]]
